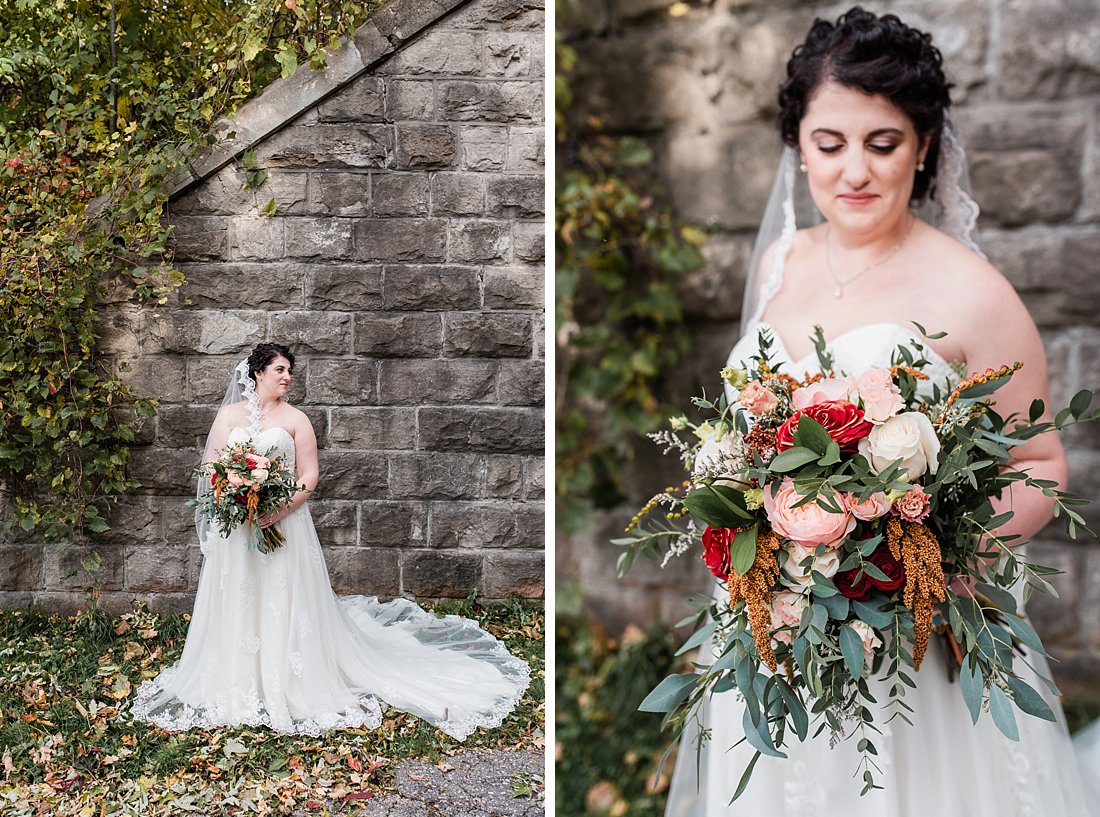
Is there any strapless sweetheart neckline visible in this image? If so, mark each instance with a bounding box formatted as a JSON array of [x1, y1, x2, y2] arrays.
[[746, 320, 955, 371], [228, 425, 294, 440]]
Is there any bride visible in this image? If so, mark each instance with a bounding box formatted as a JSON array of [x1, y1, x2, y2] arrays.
[[130, 342, 530, 739], [663, 8, 1096, 816]]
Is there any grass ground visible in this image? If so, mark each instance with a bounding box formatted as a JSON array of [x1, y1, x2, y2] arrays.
[[0, 597, 544, 816]]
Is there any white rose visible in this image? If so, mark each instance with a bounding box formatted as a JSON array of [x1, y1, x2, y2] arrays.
[[781, 542, 840, 590], [251, 468, 270, 482], [857, 411, 940, 480]]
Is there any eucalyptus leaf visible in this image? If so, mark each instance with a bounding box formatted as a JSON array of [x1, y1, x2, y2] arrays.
[[852, 598, 894, 629], [1005, 675, 1056, 722], [1004, 614, 1045, 654], [676, 620, 718, 656], [769, 446, 822, 473], [988, 684, 1020, 740], [839, 624, 865, 678], [959, 657, 982, 724], [638, 674, 697, 713], [794, 415, 832, 455], [742, 706, 787, 758]]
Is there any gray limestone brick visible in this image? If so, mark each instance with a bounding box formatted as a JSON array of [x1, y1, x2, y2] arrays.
[[430, 502, 543, 548], [395, 124, 459, 170], [125, 546, 191, 593], [481, 550, 544, 599], [354, 312, 444, 357], [444, 313, 532, 358], [285, 217, 356, 260], [389, 453, 483, 500], [329, 407, 418, 450], [382, 265, 482, 311], [304, 265, 384, 310], [448, 220, 511, 263], [486, 176, 543, 218], [360, 501, 429, 548], [372, 173, 431, 216], [378, 359, 499, 405], [400, 549, 481, 598], [316, 76, 385, 123], [438, 81, 542, 123], [486, 456, 525, 499], [317, 451, 389, 498], [381, 30, 483, 76], [255, 124, 394, 169], [170, 216, 229, 261], [178, 263, 306, 310], [484, 267, 542, 309], [304, 358, 378, 405], [326, 547, 400, 595], [269, 311, 354, 355], [458, 125, 509, 171], [512, 220, 544, 262], [228, 215, 286, 260], [308, 500, 360, 546], [309, 172, 371, 216], [419, 407, 543, 454], [44, 546, 124, 592], [0, 546, 43, 590], [430, 172, 486, 216], [497, 359, 545, 406], [385, 78, 436, 121], [354, 218, 448, 262], [506, 127, 544, 173]]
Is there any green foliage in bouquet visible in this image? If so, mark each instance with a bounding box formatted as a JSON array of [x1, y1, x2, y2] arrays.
[[0, 1, 377, 542], [618, 326, 1097, 798], [555, 35, 706, 533]]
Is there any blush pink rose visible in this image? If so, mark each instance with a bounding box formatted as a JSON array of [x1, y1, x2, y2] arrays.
[[892, 485, 932, 523], [770, 590, 808, 645], [845, 491, 893, 521], [227, 471, 246, 488], [738, 381, 779, 416], [791, 376, 855, 410], [850, 620, 883, 666], [763, 478, 856, 550], [858, 384, 905, 424]]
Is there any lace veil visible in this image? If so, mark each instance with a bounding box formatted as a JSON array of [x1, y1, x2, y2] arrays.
[[739, 119, 985, 334], [195, 357, 263, 545]]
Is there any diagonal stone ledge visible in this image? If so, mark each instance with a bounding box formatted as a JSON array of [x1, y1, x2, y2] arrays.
[[166, 0, 471, 199]]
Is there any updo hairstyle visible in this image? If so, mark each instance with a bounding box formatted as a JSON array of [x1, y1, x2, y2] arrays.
[[246, 343, 295, 382], [777, 7, 953, 202]]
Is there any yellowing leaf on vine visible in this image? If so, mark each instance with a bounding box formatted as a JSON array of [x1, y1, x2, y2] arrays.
[[243, 38, 263, 62], [275, 46, 297, 78]]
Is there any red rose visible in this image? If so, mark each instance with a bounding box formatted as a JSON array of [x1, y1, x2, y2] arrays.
[[835, 545, 906, 600], [701, 525, 736, 580], [775, 400, 872, 454]]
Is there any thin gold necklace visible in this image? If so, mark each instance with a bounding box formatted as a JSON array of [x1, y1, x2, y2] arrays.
[[825, 214, 916, 298]]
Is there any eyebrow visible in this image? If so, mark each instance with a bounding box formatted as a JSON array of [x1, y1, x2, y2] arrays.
[[811, 127, 907, 139]]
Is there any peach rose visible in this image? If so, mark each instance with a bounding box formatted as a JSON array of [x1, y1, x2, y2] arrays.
[[738, 381, 779, 416], [770, 590, 808, 645], [791, 376, 855, 410], [857, 411, 941, 480], [227, 471, 247, 488], [892, 485, 932, 522], [781, 542, 841, 590], [845, 491, 893, 521], [763, 478, 856, 550]]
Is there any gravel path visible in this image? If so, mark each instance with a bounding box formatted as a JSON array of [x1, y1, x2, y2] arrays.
[[352, 749, 544, 817]]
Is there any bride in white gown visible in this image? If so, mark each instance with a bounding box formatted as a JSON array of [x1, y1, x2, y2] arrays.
[[662, 8, 1097, 816], [131, 343, 530, 739]]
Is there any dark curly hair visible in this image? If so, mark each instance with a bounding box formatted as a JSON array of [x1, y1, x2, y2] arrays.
[[246, 343, 294, 382], [778, 7, 953, 202]]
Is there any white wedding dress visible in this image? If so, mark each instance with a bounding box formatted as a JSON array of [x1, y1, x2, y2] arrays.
[[131, 425, 530, 739], [661, 323, 1097, 817]]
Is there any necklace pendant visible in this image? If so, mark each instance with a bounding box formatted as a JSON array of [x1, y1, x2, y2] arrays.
[[834, 286, 843, 298]]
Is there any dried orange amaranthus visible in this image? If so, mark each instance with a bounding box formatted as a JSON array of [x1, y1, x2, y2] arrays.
[[890, 364, 929, 382], [246, 488, 261, 525], [936, 363, 1023, 424], [886, 516, 947, 669], [729, 527, 782, 671]]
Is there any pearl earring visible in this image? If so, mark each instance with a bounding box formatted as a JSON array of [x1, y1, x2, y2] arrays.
[[917, 161, 925, 172], [799, 162, 807, 173]]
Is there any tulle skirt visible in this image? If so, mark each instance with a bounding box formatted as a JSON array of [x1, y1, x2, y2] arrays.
[[130, 504, 530, 739]]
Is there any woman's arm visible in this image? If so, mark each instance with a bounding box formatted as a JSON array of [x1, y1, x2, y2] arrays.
[[259, 411, 319, 527], [961, 272, 1068, 544]]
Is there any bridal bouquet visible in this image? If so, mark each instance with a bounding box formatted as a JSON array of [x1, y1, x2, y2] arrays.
[[618, 326, 1094, 796], [190, 441, 305, 553]]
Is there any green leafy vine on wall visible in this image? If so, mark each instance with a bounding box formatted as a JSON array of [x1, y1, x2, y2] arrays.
[[0, 1, 379, 545], [555, 37, 707, 533]]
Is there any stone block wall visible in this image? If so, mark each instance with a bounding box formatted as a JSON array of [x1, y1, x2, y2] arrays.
[[558, 0, 1100, 694], [0, 0, 545, 613]]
